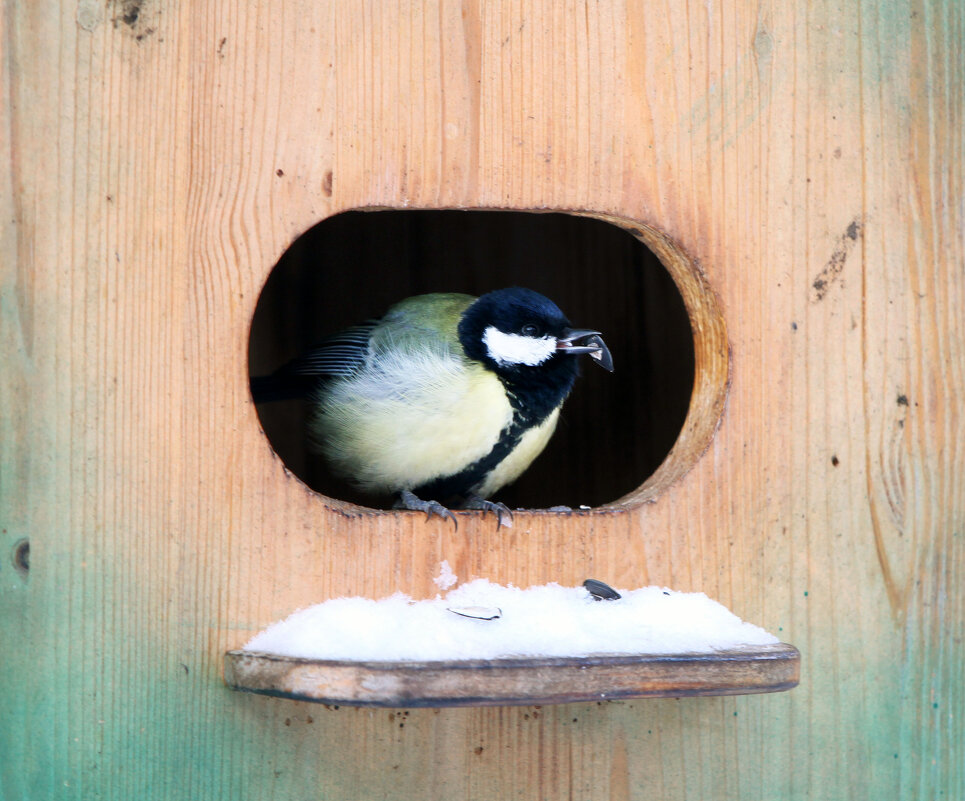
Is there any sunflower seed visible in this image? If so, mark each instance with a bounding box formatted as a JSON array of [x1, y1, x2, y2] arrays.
[[583, 579, 622, 601], [447, 606, 502, 620]]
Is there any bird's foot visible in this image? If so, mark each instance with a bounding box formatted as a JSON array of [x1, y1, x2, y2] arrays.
[[460, 494, 514, 529], [395, 490, 458, 529]]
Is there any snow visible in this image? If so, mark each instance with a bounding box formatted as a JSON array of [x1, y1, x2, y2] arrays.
[[243, 572, 780, 662], [432, 560, 458, 591]]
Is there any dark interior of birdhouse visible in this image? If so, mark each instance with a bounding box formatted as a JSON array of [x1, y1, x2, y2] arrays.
[[248, 210, 695, 510]]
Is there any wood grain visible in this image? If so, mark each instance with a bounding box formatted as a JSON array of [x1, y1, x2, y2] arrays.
[[1, 1, 962, 799]]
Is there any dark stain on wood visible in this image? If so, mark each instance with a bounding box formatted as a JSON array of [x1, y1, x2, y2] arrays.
[[810, 217, 863, 302]]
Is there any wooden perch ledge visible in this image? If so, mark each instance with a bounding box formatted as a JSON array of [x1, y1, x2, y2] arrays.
[[224, 644, 801, 708]]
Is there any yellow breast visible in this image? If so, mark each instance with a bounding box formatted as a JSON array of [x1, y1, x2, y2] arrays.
[[311, 347, 513, 493]]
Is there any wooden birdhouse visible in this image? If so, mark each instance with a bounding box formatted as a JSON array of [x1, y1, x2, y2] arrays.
[[3, 1, 961, 799]]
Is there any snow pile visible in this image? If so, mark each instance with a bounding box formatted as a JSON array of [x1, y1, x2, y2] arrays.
[[243, 575, 779, 662]]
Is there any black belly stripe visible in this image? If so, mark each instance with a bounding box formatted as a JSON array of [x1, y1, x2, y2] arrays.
[[412, 360, 578, 502], [412, 415, 528, 501], [412, 389, 550, 502]]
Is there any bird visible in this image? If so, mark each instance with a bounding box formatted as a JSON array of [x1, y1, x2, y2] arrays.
[[250, 287, 613, 526]]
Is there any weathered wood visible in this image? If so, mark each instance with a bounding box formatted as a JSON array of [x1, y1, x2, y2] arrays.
[[225, 645, 801, 707], [1, 1, 962, 800]]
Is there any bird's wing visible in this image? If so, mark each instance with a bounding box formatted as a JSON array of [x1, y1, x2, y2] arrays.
[[250, 320, 379, 402], [371, 293, 475, 356], [285, 322, 379, 377], [251, 294, 476, 403]]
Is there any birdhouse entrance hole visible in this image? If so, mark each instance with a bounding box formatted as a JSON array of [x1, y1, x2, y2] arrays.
[[248, 209, 726, 512]]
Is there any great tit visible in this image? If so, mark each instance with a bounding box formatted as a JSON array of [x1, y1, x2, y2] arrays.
[[251, 287, 613, 525]]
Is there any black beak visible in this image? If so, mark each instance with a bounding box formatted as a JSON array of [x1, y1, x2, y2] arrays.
[[557, 328, 614, 372]]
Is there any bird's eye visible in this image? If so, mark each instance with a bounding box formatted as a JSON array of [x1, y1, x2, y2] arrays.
[[520, 323, 540, 337]]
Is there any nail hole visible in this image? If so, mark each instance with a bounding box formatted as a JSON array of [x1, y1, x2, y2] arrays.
[[12, 538, 29, 577]]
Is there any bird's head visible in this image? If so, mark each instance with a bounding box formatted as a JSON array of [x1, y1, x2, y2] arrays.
[[457, 288, 614, 384]]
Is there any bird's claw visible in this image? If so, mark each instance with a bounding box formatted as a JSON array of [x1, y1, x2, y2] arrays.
[[396, 490, 458, 529], [462, 495, 514, 529], [395, 491, 513, 529], [424, 502, 458, 528]]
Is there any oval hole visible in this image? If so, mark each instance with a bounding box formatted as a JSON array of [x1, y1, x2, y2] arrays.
[[248, 209, 717, 511]]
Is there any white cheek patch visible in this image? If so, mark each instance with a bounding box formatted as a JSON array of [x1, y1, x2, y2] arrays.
[[482, 326, 557, 366]]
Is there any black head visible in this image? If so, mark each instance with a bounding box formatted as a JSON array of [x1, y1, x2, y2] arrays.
[[458, 288, 568, 372], [458, 287, 612, 407]]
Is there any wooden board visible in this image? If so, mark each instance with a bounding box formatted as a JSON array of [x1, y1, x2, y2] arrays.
[[225, 645, 801, 707], [1, 1, 962, 800]]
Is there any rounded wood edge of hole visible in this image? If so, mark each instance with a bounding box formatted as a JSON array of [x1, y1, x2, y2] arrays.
[[251, 206, 729, 517], [579, 212, 729, 510]]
